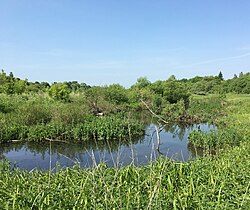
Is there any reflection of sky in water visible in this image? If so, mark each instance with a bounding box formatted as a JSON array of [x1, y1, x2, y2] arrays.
[[1, 123, 216, 170]]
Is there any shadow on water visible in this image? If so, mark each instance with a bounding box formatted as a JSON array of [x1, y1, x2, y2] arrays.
[[0, 123, 216, 170]]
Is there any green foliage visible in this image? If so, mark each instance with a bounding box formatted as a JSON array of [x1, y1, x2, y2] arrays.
[[218, 71, 224, 80], [85, 86, 116, 114], [63, 81, 91, 92], [0, 70, 27, 94], [0, 115, 144, 143], [188, 94, 250, 149], [163, 80, 190, 105], [17, 98, 52, 125], [131, 76, 151, 89], [104, 84, 128, 105], [188, 128, 243, 149], [50, 101, 89, 124], [151, 80, 164, 96], [223, 73, 250, 94], [47, 82, 71, 101], [0, 140, 249, 209], [0, 70, 250, 209], [162, 99, 186, 121], [188, 95, 225, 123], [127, 87, 154, 110]]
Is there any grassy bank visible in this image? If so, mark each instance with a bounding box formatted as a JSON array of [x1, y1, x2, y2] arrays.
[[0, 94, 144, 143], [0, 141, 249, 209], [188, 94, 250, 149], [0, 94, 249, 209]]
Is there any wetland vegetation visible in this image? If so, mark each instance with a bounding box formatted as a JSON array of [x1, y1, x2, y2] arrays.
[[0, 70, 249, 209]]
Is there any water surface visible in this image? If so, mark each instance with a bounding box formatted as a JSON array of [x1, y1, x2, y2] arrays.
[[0, 123, 215, 170]]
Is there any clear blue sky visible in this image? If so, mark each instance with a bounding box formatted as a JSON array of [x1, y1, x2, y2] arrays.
[[1, 0, 250, 86]]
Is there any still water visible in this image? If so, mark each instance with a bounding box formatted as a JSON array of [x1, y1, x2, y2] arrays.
[[0, 123, 215, 170]]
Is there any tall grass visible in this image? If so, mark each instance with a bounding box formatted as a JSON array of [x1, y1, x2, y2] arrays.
[[188, 128, 243, 149], [0, 94, 249, 209], [188, 95, 226, 123], [0, 140, 249, 209], [188, 94, 250, 149]]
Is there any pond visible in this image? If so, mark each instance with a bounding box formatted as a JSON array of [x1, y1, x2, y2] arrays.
[[0, 123, 216, 170]]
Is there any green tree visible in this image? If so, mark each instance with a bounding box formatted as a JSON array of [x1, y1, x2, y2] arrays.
[[85, 86, 114, 114], [132, 76, 151, 89], [40, 82, 50, 91], [218, 71, 224, 80], [163, 81, 190, 110], [47, 83, 71, 101], [14, 79, 27, 94], [2, 71, 15, 94], [105, 84, 128, 105], [167, 75, 176, 81]]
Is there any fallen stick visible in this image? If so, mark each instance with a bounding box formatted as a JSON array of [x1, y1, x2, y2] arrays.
[[44, 138, 69, 144]]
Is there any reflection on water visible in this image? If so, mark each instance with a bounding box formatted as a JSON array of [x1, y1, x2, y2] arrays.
[[0, 123, 216, 170]]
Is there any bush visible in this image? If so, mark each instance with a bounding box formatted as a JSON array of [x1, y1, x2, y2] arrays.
[[47, 83, 71, 101]]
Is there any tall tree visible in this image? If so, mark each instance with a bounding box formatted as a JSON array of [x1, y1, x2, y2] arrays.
[[218, 71, 224, 80]]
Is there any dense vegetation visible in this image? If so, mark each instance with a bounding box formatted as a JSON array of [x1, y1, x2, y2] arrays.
[[0, 95, 249, 209], [1, 70, 249, 142], [0, 70, 249, 209]]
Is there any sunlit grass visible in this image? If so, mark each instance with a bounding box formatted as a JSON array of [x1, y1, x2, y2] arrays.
[[0, 94, 249, 209], [0, 140, 249, 209]]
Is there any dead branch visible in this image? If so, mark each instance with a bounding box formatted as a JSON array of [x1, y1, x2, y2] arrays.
[[140, 99, 168, 124], [44, 138, 69, 144]]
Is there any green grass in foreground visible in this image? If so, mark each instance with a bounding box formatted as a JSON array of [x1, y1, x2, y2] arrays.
[[0, 142, 249, 209], [0, 94, 249, 209]]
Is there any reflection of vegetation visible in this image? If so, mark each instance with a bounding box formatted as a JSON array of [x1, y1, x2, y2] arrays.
[[0, 135, 145, 162], [1, 123, 216, 163], [163, 123, 213, 141], [0, 69, 249, 208], [163, 123, 187, 140], [187, 143, 216, 159], [0, 138, 249, 209], [0, 154, 5, 161]]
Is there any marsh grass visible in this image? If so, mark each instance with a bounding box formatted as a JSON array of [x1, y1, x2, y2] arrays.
[[188, 128, 243, 149], [188, 94, 250, 149], [0, 140, 249, 209], [0, 94, 249, 209], [188, 95, 226, 123], [0, 116, 144, 143], [0, 94, 145, 143]]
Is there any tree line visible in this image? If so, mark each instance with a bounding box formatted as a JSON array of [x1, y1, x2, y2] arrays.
[[0, 69, 249, 115]]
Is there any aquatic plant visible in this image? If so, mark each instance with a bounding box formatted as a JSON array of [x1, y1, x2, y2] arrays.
[[0, 116, 144, 143], [188, 128, 243, 149], [187, 95, 225, 123]]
